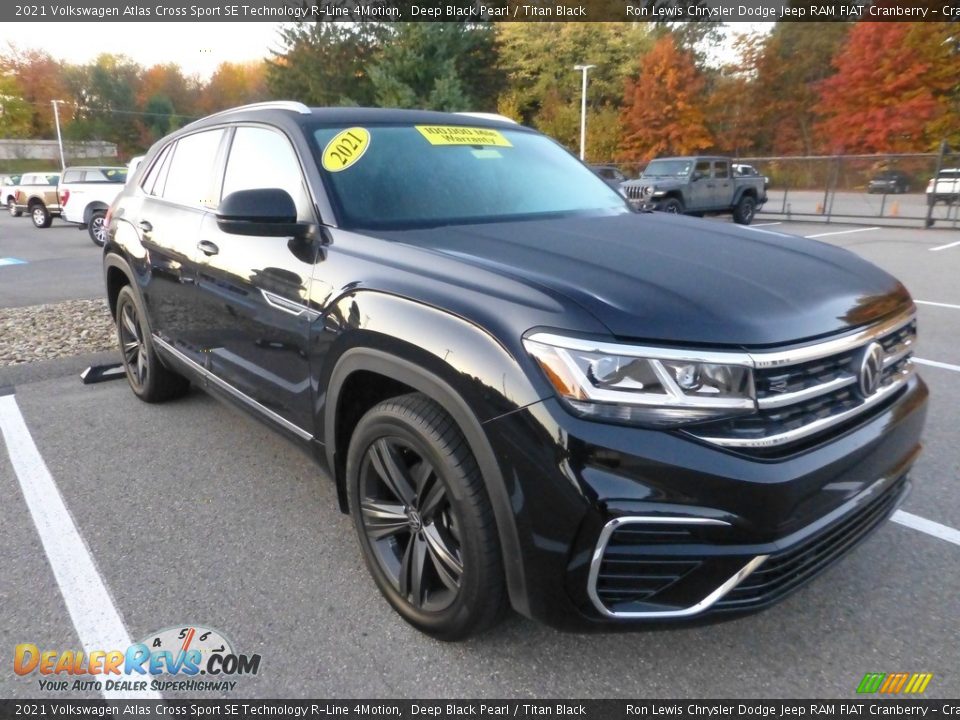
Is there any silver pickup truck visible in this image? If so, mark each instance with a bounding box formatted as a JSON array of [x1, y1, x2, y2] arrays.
[[622, 156, 767, 225]]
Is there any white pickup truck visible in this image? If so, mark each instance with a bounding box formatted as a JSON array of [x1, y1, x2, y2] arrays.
[[927, 168, 960, 206], [58, 166, 128, 245]]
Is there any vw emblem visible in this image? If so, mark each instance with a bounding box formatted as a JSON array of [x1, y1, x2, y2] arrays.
[[858, 342, 885, 398], [406, 509, 423, 533]]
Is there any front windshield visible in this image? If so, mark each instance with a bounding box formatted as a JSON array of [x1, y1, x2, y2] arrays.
[[311, 124, 628, 229], [642, 160, 692, 178]]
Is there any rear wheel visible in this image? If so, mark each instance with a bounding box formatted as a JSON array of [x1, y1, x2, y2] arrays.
[[115, 285, 189, 403], [88, 211, 107, 246], [31, 203, 52, 228], [7, 198, 21, 217], [733, 195, 756, 225], [347, 393, 507, 640], [660, 197, 684, 214]]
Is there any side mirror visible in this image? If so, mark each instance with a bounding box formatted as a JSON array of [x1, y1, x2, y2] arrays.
[[216, 188, 308, 238], [692, 171, 706, 182]]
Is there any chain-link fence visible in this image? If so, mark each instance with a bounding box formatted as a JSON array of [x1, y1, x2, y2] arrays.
[[739, 150, 960, 229], [601, 147, 960, 229]]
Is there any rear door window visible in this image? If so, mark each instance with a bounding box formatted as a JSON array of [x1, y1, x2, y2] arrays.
[[161, 129, 227, 208]]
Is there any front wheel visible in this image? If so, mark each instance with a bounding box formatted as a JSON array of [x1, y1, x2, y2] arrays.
[[8, 198, 21, 217], [733, 195, 757, 225], [347, 393, 507, 640], [88, 211, 107, 246], [660, 197, 684, 214], [115, 285, 189, 403], [31, 204, 52, 228]]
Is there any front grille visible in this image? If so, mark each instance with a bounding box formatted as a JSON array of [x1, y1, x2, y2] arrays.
[[593, 524, 700, 610], [624, 185, 649, 201], [715, 474, 907, 611], [692, 315, 916, 451]]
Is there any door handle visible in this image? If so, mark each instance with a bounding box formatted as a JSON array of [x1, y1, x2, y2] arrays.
[[197, 240, 219, 257], [139, 220, 153, 234]]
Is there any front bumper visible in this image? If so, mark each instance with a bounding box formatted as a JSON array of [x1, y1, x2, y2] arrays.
[[482, 374, 927, 630]]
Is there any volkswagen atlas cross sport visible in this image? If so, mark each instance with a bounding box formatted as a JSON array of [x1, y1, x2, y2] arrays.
[[103, 102, 927, 640]]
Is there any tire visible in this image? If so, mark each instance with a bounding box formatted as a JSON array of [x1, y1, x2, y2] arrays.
[[115, 285, 190, 403], [7, 198, 21, 217], [660, 197, 684, 215], [347, 392, 507, 640], [733, 194, 756, 225], [30, 203, 52, 228], [88, 210, 107, 246]]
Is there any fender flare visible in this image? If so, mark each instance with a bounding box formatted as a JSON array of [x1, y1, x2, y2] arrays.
[[325, 347, 532, 616], [83, 201, 110, 225]]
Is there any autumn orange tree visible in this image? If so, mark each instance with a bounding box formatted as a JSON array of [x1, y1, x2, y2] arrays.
[[816, 22, 958, 153], [619, 35, 712, 163], [735, 22, 851, 156]]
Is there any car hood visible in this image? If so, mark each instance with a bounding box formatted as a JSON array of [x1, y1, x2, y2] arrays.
[[373, 212, 912, 347]]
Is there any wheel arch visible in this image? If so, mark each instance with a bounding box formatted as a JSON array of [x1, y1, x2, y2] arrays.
[[733, 186, 758, 205], [104, 253, 137, 319], [83, 201, 109, 224], [325, 347, 533, 617]]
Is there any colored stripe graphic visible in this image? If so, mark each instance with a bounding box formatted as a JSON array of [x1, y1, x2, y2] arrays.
[[858, 672, 933, 694], [857, 673, 886, 693]]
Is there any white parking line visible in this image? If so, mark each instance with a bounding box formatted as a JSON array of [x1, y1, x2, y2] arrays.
[[0, 394, 161, 700], [892, 510, 960, 547], [752, 222, 782, 227], [805, 227, 881, 239], [916, 300, 960, 310], [929, 240, 960, 252], [914, 357, 960, 373]]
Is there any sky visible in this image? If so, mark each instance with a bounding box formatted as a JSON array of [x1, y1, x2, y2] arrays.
[[0, 22, 769, 79], [0, 22, 290, 78]]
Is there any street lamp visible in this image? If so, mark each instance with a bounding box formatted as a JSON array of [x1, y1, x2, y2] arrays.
[[574, 64, 596, 161], [51, 100, 67, 171]]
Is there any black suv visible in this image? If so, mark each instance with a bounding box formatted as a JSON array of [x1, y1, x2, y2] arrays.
[[104, 102, 927, 639]]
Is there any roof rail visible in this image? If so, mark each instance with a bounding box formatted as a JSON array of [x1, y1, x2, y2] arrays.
[[187, 101, 312, 126], [454, 112, 519, 125]]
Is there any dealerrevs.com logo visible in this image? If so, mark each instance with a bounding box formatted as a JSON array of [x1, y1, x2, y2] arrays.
[[14, 625, 261, 693]]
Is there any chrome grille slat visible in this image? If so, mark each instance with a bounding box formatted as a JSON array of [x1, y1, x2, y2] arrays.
[[691, 313, 917, 450]]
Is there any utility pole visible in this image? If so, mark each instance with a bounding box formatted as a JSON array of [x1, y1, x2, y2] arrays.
[[574, 64, 596, 162], [51, 100, 66, 171]]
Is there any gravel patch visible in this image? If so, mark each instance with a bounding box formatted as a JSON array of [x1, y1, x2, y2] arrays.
[[0, 299, 117, 367]]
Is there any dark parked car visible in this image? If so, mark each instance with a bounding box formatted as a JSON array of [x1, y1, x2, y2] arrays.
[[589, 164, 627, 190], [868, 170, 911, 194], [104, 102, 927, 639]]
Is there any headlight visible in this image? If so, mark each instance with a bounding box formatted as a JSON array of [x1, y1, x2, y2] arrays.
[[523, 332, 755, 427]]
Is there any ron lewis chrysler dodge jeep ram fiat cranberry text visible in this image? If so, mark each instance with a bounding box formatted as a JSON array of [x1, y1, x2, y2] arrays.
[[103, 102, 927, 640]]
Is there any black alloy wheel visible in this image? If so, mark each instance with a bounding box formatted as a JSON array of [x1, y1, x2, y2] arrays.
[[360, 436, 464, 612], [114, 285, 189, 403], [734, 195, 756, 225], [661, 197, 684, 214], [118, 293, 148, 391], [347, 393, 507, 640]]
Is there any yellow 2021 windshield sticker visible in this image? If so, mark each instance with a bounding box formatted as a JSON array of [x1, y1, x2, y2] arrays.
[[415, 125, 512, 147], [322, 128, 370, 172]]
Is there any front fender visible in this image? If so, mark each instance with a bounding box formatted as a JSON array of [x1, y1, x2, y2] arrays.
[[317, 290, 551, 617]]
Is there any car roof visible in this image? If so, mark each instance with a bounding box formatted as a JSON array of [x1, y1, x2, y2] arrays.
[[63, 166, 126, 171], [181, 102, 526, 135]]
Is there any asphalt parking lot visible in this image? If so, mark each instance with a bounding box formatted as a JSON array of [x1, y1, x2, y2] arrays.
[[1, 211, 958, 700]]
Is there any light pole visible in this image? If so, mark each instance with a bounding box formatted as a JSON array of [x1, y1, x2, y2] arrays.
[[51, 100, 66, 171], [574, 64, 596, 161]]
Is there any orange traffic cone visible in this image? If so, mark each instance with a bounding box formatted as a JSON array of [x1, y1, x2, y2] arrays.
[[890, 201, 900, 217]]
